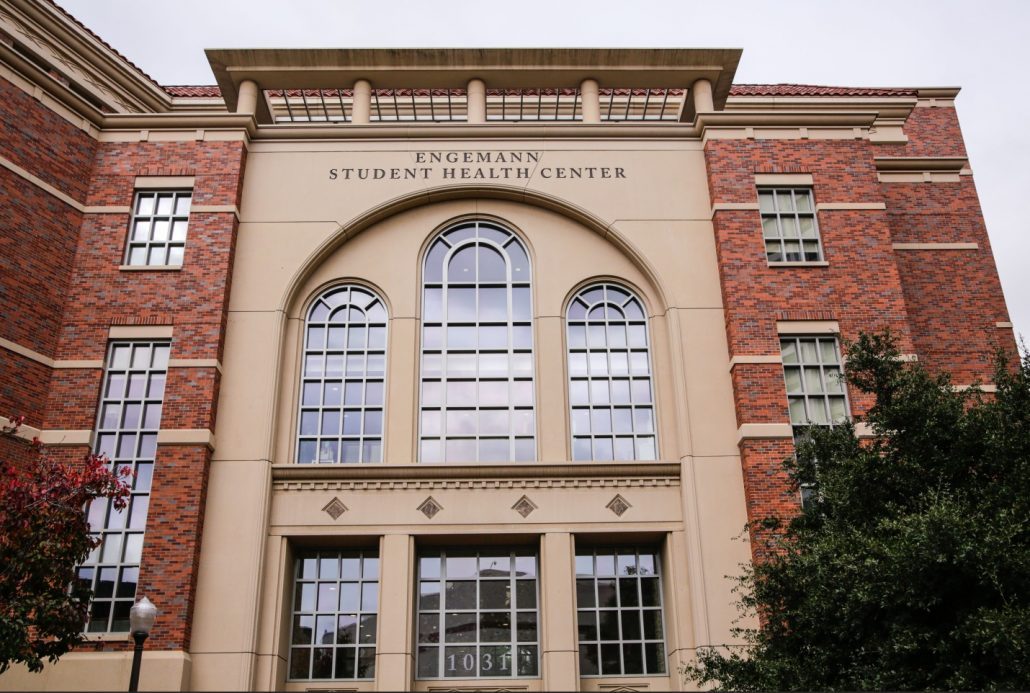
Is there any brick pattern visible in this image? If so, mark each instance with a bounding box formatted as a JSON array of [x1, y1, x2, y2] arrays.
[[884, 178, 1014, 381], [877, 105, 968, 159], [0, 77, 98, 199], [0, 77, 95, 432], [0, 352, 52, 429], [738, 438, 799, 560]]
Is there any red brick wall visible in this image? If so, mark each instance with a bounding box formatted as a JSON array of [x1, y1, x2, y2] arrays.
[[0, 77, 96, 431], [705, 138, 917, 559], [707, 110, 1015, 562], [3, 80, 247, 653], [877, 105, 968, 159], [46, 138, 247, 652], [0, 77, 97, 199], [883, 177, 1014, 381]]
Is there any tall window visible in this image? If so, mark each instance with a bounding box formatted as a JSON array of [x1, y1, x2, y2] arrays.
[[567, 283, 656, 461], [125, 190, 191, 266], [575, 548, 666, 676], [289, 551, 379, 681], [419, 221, 535, 463], [416, 550, 539, 679], [297, 286, 387, 464], [780, 336, 849, 432], [79, 341, 168, 631], [758, 187, 822, 263]]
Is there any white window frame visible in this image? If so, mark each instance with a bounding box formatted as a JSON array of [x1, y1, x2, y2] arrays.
[[124, 190, 192, 266], [758, 187, 823, 264]]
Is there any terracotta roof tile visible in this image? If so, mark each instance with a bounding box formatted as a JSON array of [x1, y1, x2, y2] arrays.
[[165, 85, 223, 97], [730, 84, 918, 97], [164, 84, 918, 100]]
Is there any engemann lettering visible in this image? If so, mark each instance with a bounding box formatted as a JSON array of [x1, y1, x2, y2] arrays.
[[328, 150, 627, 182]]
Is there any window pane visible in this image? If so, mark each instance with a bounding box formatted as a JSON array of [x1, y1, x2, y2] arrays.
[[759, 188, 822, 264], [125, 191, 192, 266]]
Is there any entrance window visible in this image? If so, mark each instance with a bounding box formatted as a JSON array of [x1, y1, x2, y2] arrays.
[[416, 549, 539, 679], [575, 548, 667, 676], [288, 551, 379, 680], [419, 221, 535, 462]]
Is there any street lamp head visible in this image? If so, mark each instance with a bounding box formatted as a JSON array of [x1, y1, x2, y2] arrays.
[[128, 596, 158, 636]]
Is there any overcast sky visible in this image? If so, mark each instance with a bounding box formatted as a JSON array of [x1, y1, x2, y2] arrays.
[[56, 0, 1030, 345]]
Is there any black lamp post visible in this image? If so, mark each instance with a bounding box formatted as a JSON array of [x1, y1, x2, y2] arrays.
[[127, 596, 157, 692]]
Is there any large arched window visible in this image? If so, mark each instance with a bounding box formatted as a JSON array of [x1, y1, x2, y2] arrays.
[[566, 283, 656, 461], [297, 285, 387, 464], [419, 220, 534, 463]]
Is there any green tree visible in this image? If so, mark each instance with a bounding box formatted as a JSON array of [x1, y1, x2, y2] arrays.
[[684, 333, 1030, 691], [0, 418, 130, 673]]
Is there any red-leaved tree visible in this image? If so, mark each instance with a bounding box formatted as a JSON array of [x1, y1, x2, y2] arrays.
[[0, 416, 131, 673]]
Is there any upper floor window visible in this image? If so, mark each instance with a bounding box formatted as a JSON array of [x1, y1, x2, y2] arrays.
[[125, 191, 191, 266], [759, 188, 822, 263], [297, 286, 387, 464], [567, 283, 656, 461], [80, 341, 168, 631], [781, 336, 849, 431], [419, 221, 535, 463]]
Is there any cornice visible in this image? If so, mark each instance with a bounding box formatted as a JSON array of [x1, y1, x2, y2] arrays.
[[875, 156, 969, 172], [272, 462, 680, 482], [0, 0, 170, 115], [725, 95, 917, 120]]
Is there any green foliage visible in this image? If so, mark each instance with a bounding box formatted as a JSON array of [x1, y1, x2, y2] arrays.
[[683, 333, 1030, 691], [0, 422, 130, 674]]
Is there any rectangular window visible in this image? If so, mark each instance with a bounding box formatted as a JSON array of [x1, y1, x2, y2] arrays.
[[79, 341, 168, 632], [575, 548, 666, 676], [125, 190, 191, 266], [780, 336, 849, 431], [758, 188, 822, 263], [288, 551, 379, 680], [416, 549, 539, 679]]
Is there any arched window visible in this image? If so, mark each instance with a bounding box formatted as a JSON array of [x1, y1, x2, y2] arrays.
[[297, 285, 387, 464], [419, 220, 534, 463], [566, 283, 656, 461]]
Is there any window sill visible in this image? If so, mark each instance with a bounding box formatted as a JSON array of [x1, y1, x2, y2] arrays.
[[768, 261, 829, 268], [119, 264, 183, 271], [82, 632, 129, 642]]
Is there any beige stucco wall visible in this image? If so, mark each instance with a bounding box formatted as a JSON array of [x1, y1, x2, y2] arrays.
[[191, 137, 753, 691]]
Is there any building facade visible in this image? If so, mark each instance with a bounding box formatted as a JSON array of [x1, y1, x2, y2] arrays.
[[0, 1, 1017, 690]]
